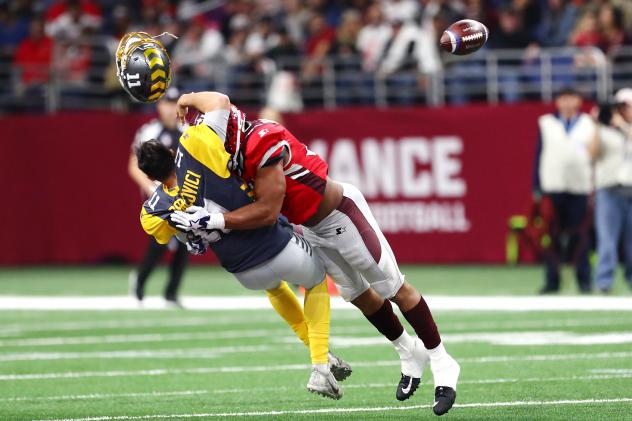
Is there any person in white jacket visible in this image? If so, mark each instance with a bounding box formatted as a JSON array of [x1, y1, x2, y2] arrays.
[[588, 88, 632, 293], [532, 87, 595, 294]]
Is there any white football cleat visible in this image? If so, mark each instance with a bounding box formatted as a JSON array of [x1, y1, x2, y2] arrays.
[[307, 367, 343, 400]]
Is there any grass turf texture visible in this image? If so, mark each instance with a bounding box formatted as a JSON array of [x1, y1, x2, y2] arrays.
[[1, 264, 632, 296], [1, 266, 631, 420]]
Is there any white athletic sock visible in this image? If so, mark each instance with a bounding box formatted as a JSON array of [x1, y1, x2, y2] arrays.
[[392, 330, 415, 357], [392, 330, 422, 377], [428, 342, 460, 389], [427, 342, 448, 361], [313, 363, 329, 374]]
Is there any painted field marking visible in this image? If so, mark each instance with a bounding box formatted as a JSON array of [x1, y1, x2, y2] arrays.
[[0, 345, 290, 362], [2, 351, 632, 381], [330, 330, 632, 347], [0, 314, 292, 337], [4, 373, 632, 403], [33, 397, 632, 421], [0, 329, 293, 347], [2, 295, 632, 311], [3, 316, 630, 344]]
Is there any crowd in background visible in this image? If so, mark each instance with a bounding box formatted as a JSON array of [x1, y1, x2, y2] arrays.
[[1, 0, 631, 110]]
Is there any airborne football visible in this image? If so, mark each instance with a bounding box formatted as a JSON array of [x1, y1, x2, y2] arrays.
[[2, 1, 632, 421], [440, 19, 489, 55]]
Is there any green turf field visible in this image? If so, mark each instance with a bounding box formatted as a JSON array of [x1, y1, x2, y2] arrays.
[[1, 264, 631, 296], [1, 266, 632, 420]]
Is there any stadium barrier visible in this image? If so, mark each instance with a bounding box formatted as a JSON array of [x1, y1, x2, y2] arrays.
[[1, 102, 555, 265], [2, 42, 631, 113]]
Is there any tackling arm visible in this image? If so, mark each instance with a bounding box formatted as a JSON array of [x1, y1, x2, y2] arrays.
[[223, 160, 286, 229], [176, 91, 230, 124]]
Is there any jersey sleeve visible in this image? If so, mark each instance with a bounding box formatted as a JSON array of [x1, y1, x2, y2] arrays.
[[247, 127, 290, 172], [140, 207, 176, 244], [203, 109, 230, 142]]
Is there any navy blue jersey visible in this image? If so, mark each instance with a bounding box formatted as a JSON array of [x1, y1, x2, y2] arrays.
[[141, 124, 291, 273]]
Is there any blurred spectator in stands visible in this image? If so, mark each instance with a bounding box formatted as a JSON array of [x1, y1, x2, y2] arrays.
[[331, 9, 364, 104], [532, 88, 595, 294], [136, 0, 176, 40], [267, 27, 299, 62], [489, 6, 532, 49], [302, 13, 335, 81], [588, 89, 632, 294], [172, 16, 223, 91], [381, 0, 419, 23], [357, 3, 391, 72], [569, 10, 603, 48], [45, 0, 101, 41], [511, 0, 541, 38], [52, 30, 91, 86], [244, 16, 280, 59], [597, 3, 628, 55], [14, 16, 52, 87], [281, 0, 311, 46], [536, 0, 579, 47], [377, 17, 440, 104], [487, 7, 533, 102], [0, 4, 29, 55]]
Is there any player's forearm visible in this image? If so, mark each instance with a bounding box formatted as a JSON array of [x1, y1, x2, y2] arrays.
[[223, 202, 279, 230], [178, 92, 230, 113], [128, 155, 156, 196]]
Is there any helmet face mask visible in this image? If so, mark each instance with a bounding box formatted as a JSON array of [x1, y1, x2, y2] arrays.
[[115, 32, 172, 103]]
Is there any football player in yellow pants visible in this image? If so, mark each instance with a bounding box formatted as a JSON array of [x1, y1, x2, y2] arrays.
[[137, 138, 351, 399]]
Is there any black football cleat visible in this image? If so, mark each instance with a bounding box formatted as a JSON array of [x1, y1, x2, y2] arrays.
[[328, 352, 353, 382], [396, 373, 420, 401], [433, 386, 456, 416]]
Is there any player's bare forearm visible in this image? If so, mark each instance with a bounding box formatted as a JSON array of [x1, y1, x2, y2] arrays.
[[223, 161, 286, 230], [178, 92, 230, 114]]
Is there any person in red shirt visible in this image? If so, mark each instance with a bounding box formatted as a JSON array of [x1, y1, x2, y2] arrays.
[[172, 92, 460, 416], [13, 17, 53, 86]]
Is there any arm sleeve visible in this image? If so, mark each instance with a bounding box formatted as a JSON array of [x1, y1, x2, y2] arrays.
[[203, 109, 231, 142]]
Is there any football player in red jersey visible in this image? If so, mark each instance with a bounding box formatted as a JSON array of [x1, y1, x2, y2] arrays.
[[171, 92, 460, 416]]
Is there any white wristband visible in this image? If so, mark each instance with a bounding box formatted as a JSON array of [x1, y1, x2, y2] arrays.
[[208, 213, 225, 230]]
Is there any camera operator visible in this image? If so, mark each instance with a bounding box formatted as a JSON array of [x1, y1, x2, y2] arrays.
[[589, 88, 632, 294]]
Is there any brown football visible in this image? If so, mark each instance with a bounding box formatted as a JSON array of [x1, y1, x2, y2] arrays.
[[440, 19, 489, 56]]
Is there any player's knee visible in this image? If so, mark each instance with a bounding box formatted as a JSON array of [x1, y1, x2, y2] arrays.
[[391, 282, 421, 309], [351, 288, 384, 315]]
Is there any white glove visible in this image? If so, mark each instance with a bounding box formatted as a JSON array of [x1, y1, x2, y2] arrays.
[[170, 206, 225, 231]]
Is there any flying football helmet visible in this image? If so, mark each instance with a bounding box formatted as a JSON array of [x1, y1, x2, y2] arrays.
[[115, 32, 173, 103]]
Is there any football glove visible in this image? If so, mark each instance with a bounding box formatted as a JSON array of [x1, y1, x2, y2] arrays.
[[186, 235, 208, 255], [170, 206, 226, 231]]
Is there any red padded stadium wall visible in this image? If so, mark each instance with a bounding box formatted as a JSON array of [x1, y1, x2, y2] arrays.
[[0, 103, 552, 265]]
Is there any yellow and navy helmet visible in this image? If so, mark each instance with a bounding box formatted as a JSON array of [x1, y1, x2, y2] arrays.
[[115, 32, 173, 103]]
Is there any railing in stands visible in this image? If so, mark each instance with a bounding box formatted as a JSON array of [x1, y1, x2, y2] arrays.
[[1, 40, 631, 114]]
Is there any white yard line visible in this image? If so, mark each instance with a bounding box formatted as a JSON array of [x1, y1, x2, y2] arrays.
[[0, 345, 286, 362], [2, 316, 629, 344], [3, 351, 632, 381], [1, 295, 632, 311], [4, 373, 632, 403], [33, 397, 632, 421], [0, 314, 290, 336], [0, 329, 292, 347]]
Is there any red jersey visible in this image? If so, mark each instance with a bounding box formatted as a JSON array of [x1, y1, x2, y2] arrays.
[[241, 119, 328, 225]]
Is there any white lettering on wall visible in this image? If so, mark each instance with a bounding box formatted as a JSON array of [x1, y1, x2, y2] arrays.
[[308, 136, 469, 233]]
